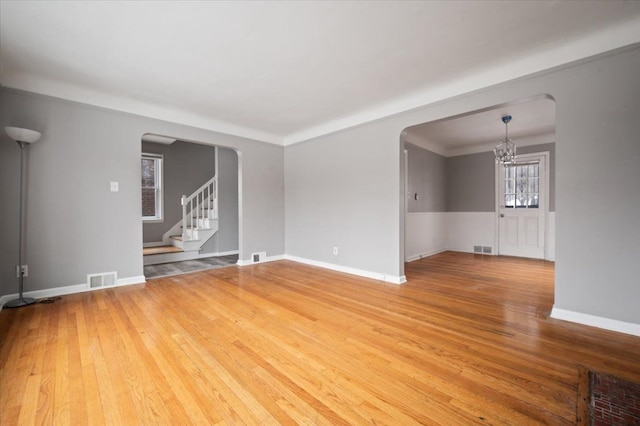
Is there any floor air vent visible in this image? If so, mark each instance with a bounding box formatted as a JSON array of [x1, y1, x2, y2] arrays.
[[252, 252, 266, 263], [473, 246, 493, 254], [88, 271, 118, 289]]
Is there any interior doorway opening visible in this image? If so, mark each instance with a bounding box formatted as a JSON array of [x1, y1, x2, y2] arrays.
[[140, 134, 241, 279], [400, 94, 556, 266]]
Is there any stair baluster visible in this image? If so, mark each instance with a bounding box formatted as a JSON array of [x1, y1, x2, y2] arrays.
[[180, 176, 217, 241]]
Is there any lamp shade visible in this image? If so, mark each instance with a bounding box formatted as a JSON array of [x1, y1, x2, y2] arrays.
[[5, 126, 42, 144]]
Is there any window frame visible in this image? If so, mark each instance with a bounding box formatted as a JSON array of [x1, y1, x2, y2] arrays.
[[503, 161, 540, 209], [141, 153, 164, 222]]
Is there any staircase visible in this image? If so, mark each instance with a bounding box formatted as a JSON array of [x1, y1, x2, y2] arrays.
[[143, 176, 219, 265]]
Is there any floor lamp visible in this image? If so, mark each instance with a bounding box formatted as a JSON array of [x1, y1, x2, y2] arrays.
[[4, 126, 42, 308]]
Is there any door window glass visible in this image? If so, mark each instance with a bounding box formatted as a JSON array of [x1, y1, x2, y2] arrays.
[[504, 162, 539, 208]]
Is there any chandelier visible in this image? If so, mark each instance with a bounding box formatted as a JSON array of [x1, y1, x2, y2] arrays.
[[494, 115, 516, 164]]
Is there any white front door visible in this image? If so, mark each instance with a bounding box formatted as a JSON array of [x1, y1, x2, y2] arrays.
[[497, 153, 547, 259]]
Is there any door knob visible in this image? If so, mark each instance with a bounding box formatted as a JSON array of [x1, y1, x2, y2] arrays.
[[500, 214, 505, 218]]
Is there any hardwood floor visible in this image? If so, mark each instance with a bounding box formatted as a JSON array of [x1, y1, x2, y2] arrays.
[[1, 252, 639, 425]]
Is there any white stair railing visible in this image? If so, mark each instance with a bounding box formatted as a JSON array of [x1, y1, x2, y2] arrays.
[[181, 176, 217, 241]]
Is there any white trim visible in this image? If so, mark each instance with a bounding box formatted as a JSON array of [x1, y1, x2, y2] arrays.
[[284, 255, 406, 285], [142, 218, 164, 224], [142, 152, 164, 222], [546, 212, 555, 262], [404, 148, 409, 265], [494, 164, 500, 256], [198, 250, 239, 258], [117, 275, 147, 286], [0, 275, 146, 311], [445, 133, 555, 158], [236, 254, 285, 266], [550, 307, 640, 337], [406, 248, 447, 263]]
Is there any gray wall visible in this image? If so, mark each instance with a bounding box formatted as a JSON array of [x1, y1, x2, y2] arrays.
[[285, 122, 401, 276], [446, 143, 556, 212], [142, 140, 216, 243], [405, 142, 446, 212], [285, 44, 640, 324], [201, 147, 239, 254], [0, 88, 284, 297], [552, 48, 639, 323], [446, 151, 496, 212]]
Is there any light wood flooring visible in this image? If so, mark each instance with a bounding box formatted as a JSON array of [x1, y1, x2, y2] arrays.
[[1, 252, 639, 424]]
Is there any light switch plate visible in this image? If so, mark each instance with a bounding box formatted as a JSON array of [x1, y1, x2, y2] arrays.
[[110, 181, 119, 192]]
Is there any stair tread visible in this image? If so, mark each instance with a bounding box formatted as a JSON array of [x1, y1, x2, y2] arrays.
[[170, 235, 201, 242], [143, 246, 184, 256]]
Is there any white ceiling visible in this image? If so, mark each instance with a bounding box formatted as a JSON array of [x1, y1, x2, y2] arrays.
[[1, 1, 639, 146], [404, 96, 556, 157]]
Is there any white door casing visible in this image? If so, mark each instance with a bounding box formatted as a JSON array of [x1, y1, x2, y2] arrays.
[[495, 152, 549, 259]]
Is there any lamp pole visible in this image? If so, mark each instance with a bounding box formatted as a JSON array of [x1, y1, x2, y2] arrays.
[[4, 127, 42, 308], [5, 141, 36, 307]]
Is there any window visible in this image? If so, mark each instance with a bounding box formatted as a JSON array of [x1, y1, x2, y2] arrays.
[[504, 162, 539, 208], [141, 153, 163, 221]]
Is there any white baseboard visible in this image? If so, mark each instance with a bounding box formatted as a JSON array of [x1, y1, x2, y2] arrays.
[[198, 250, 239, 258], [448, 248, 497, 256], [117, 275, 147, 286], [284, 255, 406, 285], [406, 248, 447, 263], [0, 275, 146, 311], [237, 254, 285, 266], [550, 306, 640, 337]]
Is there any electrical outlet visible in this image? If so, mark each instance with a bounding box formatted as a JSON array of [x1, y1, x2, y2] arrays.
[[16, 265, 28, 277], [333, 247, 339, 255]]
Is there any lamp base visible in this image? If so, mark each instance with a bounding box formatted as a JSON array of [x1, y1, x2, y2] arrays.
[[4, 296, 36, 308]]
